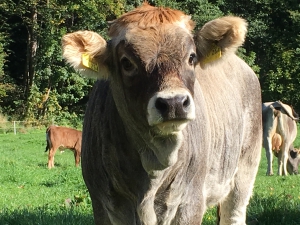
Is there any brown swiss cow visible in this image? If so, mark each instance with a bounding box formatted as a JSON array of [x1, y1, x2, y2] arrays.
[[62, 3, 262, 225], [45, 125, 82, 169]]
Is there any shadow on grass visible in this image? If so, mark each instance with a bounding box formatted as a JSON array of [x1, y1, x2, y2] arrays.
[[0, 207, 94, 225], [40, 180, 58, 187], [2, 195, 299, 225], [248, 194, 300, 225], [37, 163, 64, 168]]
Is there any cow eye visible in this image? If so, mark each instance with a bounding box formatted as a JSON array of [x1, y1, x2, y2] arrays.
[[188, 53, 197, 66], [121, 57, 135, 72]]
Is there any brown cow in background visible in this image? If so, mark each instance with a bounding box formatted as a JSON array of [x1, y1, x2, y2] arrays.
[[45, 125, 82, 169]]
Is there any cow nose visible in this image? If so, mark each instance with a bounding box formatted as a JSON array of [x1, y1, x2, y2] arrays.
[[155, 95, 191, 119]]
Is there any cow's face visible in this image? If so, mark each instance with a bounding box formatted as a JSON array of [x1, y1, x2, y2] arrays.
[[109, 25, 196, 136]]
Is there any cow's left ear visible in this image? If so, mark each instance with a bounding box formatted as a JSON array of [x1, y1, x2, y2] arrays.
[[62, 31, 109, 79], [194, 16, 247, 66]]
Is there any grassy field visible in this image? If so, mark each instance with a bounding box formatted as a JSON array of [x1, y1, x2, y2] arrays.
[[0, 129, 300, 224], [0, 130, 93, 225]]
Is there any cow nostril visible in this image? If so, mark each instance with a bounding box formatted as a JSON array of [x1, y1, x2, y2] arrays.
[[155, 98, 168, 114], [182, 96, 190, 109]]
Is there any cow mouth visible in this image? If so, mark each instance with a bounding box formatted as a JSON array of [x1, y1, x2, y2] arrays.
[[152, 119, 190, 135]]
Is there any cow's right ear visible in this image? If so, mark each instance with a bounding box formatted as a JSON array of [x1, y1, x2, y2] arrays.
[[194, 16, 247, 66], [62, 31, 109, 79]]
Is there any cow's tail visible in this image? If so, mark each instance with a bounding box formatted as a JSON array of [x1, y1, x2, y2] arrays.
[[45, 127, 52, 152]]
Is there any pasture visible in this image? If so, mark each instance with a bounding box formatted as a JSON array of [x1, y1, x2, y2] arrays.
[[0, 129, 300, 224]]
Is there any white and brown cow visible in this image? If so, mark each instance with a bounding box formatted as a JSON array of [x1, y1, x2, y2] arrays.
[[62, 3, 262, 225], [262, 101, 299, 175], [45, 125, 82, 169]]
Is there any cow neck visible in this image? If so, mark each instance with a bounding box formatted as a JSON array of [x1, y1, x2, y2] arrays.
[[104, 90, 192, 221]]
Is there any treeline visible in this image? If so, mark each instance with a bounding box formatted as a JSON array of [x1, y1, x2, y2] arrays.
[[0, 0, 299, 124]]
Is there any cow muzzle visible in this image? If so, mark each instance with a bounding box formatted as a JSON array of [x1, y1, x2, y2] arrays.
[[147, 89, 195, 134]]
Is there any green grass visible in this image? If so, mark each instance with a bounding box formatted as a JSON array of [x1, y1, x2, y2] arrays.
[[0, 130, 93, 225], [0, 130, 300, 224]]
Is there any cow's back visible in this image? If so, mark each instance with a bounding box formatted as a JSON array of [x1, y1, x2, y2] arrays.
[[48, 125, 82, 150]]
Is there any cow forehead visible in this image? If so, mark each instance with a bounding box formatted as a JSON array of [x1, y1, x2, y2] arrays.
[[108, 3, 194, 38], [123, 26, 195, 70], [107, 3, 196, 73]]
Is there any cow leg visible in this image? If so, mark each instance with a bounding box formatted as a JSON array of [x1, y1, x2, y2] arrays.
[[277, 145, 289, 176], [219, 173, 257, 225], [277, 151, 283, 175], [263, 105, 277, 176], [219, 145, 261, 224], [48, 147, 57, 169], [282, 148, 289, 176], [90, 195, 113, 225], [74, 150, 81, 167], [219, 177, 250, 225], [264, 138, 274, 176]]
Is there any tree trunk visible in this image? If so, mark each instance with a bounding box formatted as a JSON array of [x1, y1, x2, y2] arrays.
[[24, 4, 38, 100]]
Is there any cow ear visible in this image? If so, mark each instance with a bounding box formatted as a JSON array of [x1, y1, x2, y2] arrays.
[[194, 16, 247, 66], [62, 31, 109, 79]]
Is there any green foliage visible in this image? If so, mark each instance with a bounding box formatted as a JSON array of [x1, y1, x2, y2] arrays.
[[237, 48, 261, 75], [29, 0, 126, 122], [0, 35, 5, 78], [1, 0, 300, 119], [262, 42, 300, 108], [0, 32, 12, 105], [177, 0, 224, 28], [24, 84, 84, 128], [0, 0, 127, 121]]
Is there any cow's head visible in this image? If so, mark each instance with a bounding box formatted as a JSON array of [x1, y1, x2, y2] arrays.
[[62, 3, 247, 168], [288, 147, 300, 175]]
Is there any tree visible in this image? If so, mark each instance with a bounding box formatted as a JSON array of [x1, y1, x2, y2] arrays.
[[0, 0, 127, 122]]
